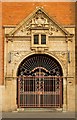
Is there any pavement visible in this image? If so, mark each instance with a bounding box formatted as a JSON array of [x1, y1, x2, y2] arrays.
[[2, 111, 76, 118]]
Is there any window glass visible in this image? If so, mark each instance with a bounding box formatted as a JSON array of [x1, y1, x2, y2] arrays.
[[41, 35, 46, 44], [34, 35, 39, 44]]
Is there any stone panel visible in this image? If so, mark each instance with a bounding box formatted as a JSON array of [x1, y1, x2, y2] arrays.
[[48, 40, 67, 51], [67, 78, 75, 111]]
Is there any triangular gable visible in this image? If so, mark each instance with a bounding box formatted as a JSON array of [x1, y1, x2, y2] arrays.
[[8, 7, 70, 36]]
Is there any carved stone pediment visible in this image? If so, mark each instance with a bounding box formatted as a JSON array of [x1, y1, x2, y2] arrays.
[[8, 7, 70, 37]]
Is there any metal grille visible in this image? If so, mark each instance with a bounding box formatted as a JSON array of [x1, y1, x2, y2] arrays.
[[18, 76, 62, 108], [17, 54, 63, 76]]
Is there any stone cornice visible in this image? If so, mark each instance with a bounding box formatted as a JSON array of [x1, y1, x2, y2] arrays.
[[5, 35, 31, 38]]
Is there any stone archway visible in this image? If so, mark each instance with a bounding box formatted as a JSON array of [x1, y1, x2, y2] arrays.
[[17, 54, 63, 108]]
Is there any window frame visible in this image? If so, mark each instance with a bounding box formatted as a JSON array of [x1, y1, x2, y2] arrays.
[[31, 32, 48, 48]]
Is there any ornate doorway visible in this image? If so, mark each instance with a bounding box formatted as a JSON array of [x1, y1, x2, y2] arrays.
[[17, 54, 63, 108]]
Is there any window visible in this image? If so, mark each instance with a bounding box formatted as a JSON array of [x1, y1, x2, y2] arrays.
[[33, 34, 46, 45], [34, 35, 39, 44], [41, 35, 46, 44]]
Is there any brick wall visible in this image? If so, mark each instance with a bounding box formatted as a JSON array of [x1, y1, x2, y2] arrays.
[[0, 2, 4, 85], [2, 2, 75, 25]]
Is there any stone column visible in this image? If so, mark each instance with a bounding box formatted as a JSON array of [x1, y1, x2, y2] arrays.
[[63, 77, 67, 111]]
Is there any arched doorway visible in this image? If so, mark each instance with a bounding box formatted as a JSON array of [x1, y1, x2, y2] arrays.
[[17, 54, 63, 108]]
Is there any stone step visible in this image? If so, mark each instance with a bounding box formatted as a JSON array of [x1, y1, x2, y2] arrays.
[[17, 108, 62, 112]]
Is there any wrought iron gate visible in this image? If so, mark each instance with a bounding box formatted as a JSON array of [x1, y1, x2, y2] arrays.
[[18, 76, 62, 108], [17, 54, 63, 108]]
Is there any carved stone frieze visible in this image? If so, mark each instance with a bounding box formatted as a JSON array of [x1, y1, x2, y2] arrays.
[[49, 51, 67, 66], [11, 50, 67, 67], [11, 51, 30, 64]]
